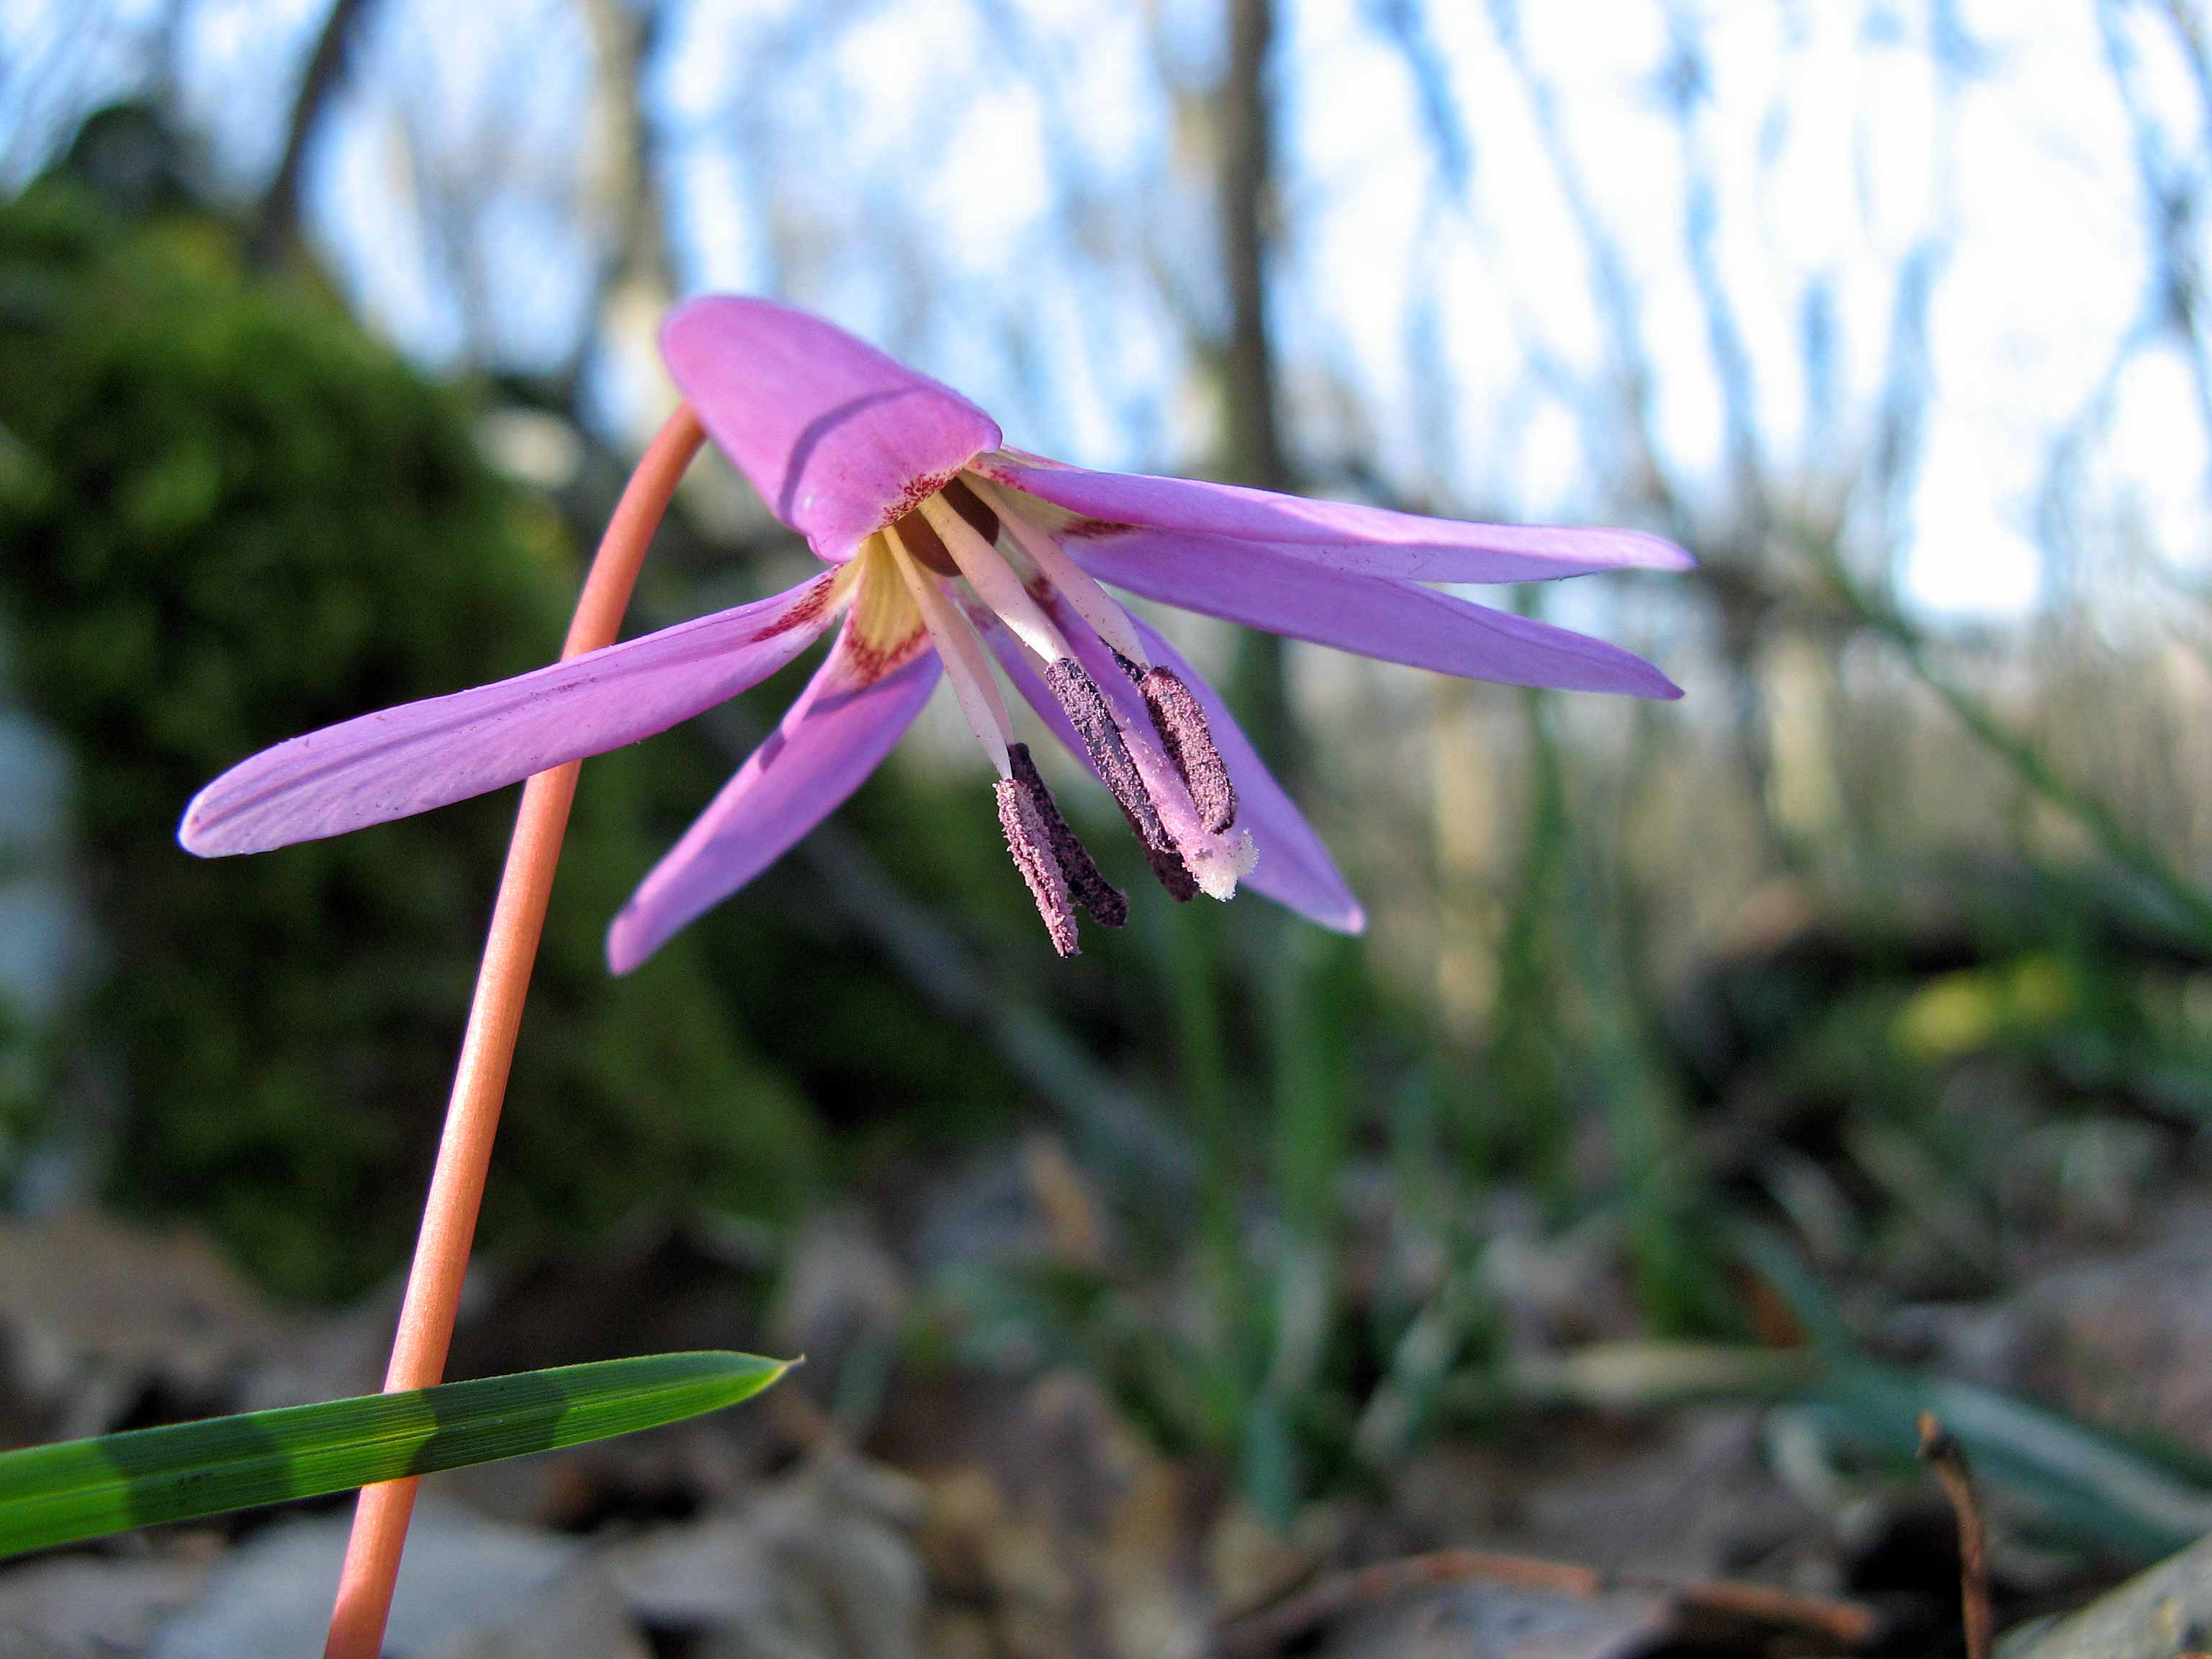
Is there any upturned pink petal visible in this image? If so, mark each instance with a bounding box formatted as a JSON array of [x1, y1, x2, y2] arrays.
[[180, 574, 847, 856], [976, 453, 1691, 583], [1120, 613, 1363, 933], [662, 297, 1002, 565], [1067, 530, 1683, 699], [606, 626, 940, 973]]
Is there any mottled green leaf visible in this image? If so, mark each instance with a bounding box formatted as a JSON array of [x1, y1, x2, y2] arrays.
[[0, 1349, 790, 1557]]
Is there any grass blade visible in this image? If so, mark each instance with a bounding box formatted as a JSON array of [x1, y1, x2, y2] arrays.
[[1807, 1359, 2212, 1561], [1472, 1339, 2212, 1563], [0, 1349, 791, 1557]]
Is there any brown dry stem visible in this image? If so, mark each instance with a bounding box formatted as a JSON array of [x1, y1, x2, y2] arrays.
[[1920, 1410, 1995, 1659]]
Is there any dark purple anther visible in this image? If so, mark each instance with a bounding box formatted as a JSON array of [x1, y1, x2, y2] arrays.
[[1044, 658, 1165, 852], [1137, 667, 1236, 835], [1139, 839, 1199, 903], [1010, 743, 1128, 927], [996, 776, 1080, 956]]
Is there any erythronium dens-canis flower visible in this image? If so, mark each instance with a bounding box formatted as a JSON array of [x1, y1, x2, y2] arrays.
[[181, 297, 1692, 961]]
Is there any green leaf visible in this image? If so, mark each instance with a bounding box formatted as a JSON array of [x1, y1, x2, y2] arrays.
[[0, 1349, 791, 1557], [1805, 1359, 2212, 1562], [1719, 1226, 2212, 1556], [1470, 1341, 2212, 1565]]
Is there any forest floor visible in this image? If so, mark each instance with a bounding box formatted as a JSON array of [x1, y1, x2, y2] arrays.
[[2, 1143, 2210, 1659]]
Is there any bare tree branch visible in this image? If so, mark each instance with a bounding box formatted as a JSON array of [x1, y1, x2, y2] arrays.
[[2098, 0, 2212, 449], [1485, 0, 1678, 536], [1220, 0, 1290, 493], [1367, 0, 1474, 199], [251, 0, 376, 269], [1217, 0, 1301, 765], [579, 0, 677, 425]]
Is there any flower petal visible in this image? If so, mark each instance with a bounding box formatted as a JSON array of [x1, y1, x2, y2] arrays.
[[977, 452, 1692, 583], [1121, 614, 1364, 933], [606, 567, 937, 973], [180, 573, 849, 856], [1068, 531, 1683, 698], [662, 297, 1002, 565]]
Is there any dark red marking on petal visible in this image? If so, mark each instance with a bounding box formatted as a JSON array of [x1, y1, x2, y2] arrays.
[[838, 621, 929, 687], [745, 571, 842, 642], [879, 466, 971, 532], [1051, 515, 1133, 543], [997, 776, 1080, 956]]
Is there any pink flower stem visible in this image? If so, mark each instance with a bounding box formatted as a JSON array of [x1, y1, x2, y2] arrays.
[[323, 403, 706, 1659]]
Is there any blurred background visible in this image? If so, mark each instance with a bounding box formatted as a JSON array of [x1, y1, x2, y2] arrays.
[[3, 1, 2212, 1654]]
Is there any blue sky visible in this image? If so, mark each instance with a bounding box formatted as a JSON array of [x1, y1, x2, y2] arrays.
[[4, 0, 2209, 621]]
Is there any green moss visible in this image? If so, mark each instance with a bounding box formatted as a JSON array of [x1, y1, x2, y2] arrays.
[[0, 181, 821, 1300]]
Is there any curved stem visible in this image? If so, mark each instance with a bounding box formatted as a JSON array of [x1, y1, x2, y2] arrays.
[[323, 404, 705, 1659]]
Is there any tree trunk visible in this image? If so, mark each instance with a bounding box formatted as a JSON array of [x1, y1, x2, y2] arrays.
[[1217, 0, 1298, 770], [580, 0, 679, 438], [250, 0, 374, 270]]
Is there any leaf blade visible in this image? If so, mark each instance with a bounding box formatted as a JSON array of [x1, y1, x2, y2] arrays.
[[0, 1349, 790, 1557]]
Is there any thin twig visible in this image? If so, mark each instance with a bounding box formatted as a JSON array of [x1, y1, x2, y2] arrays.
[[1209, 1546, 1879, 1656], [251, 0, 377, 268], [1920, 1410, 1994, 1659], [321, 405, 705, 1659]]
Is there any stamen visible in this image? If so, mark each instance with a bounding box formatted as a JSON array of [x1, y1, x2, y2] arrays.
[[1141, 837, 1201, 904], [920, 493, 1073, 664], [938, 476, 1001, 547], [1091, 647, 1253, 899], [965, 473, 1151, 669], [997, 775, 1080, 956], [1136, 667, 1238, 834], [1009, 742, 1127, 927], [891, 507, 961, 577], [884, 526, 1012, 778], [1044, 657, 1167, 855]]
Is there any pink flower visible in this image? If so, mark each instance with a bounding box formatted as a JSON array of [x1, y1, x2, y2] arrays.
[[181, 297, 1690, 965]]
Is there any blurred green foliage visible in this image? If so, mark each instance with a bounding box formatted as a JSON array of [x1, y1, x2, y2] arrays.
[[0, 177, 821, 1299], [940, 679, 2212, 1521], [2, 114, 2208, 1552]]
